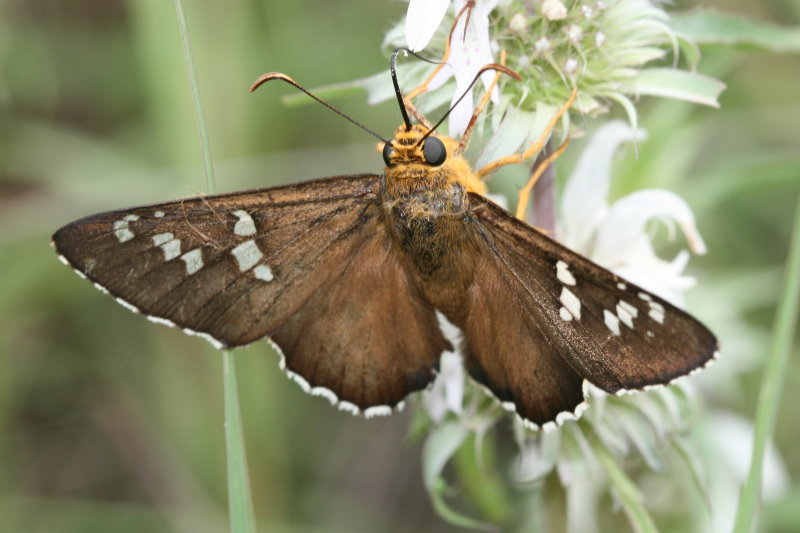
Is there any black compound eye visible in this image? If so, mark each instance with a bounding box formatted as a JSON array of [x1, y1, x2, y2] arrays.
[[423, 137, 447, 166], [382, 142, 394, 166]]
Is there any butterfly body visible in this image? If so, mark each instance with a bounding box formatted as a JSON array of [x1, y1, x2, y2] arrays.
[[380, 125, 481, 315]]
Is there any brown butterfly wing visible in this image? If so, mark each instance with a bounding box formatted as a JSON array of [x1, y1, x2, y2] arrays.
[[270, 225, 450, 411], [457, 194, 717, 427], [53, 174, 448, 410]]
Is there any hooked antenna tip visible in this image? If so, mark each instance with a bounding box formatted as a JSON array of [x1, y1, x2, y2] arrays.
[[250, 72, 296, 92]]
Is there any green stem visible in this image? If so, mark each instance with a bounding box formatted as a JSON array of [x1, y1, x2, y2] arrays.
[[734, 195, 800, 533]]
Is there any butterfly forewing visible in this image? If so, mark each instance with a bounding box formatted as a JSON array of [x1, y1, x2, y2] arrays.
[[459, 194, 717, 425], [53, 173, 449, 411]]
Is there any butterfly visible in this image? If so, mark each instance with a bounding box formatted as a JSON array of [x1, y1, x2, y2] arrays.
[[52, 51, 717, 430]]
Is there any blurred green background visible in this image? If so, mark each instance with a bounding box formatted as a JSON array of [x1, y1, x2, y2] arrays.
[[1, 0, 798, 532]]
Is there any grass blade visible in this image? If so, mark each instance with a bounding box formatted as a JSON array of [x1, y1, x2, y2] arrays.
[[172, 2, 256, 531], [223, 352, 257, 533], [173, 0, 216, 194], [733, 196, 800, 533]]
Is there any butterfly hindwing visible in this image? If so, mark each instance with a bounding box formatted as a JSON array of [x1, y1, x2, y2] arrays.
[[271, 222, 450, 411], [53, 174, 449, 411], [459, 194, 717, 427]]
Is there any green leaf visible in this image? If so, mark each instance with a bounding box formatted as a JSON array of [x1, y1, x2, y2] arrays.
[[422, 423, 493, 530], [671, 10, 800, 53], [604, 92, 639, 134], [631, 68, 725, 108], [670, 435, 711, 513], [734, 196, 800, 533], [585, 424, 659, 533]]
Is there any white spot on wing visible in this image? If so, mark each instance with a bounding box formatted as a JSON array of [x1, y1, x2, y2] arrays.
[[617, 282, 627, 290], [115, 297, 139, 313], [616, 303, 635, 329], [253, 264, 273, 281], [559, 287, 581, 320], [232, 210, 257, 236], [92, 282, 110, 295], [364, 405, 392, 418], [649, 308, 665, 323], [556, 260, 576, 285], [287, 371, 311, 393], [604, 309, 621, 336], [638, 292, 652, 302], [152, 232, 174, 246], [161, 239, 182, 261], [311, 387, 338, 404], [154, 211, 165, 218], [182, 327, 225, 350], [113, 220, 134, 243], [559, 306, 573, 321], [231, 240, 263, 272], [147, 316, 175, 327], [338, 401, 360, 415], [181, 248, 203, 275], [618, 300, 638, 318]]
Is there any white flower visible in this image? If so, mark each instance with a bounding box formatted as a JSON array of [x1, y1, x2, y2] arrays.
[[423, 351, 465, 421], [566, 24, 583, 42], [558, 121, 706, 306], [405, 0, 451, 52], [406, 0, 500, 137], [423, 313, 465, 421], [534, 36, 551, 53], [509, 12, 527, 34], [595, 31, 606, 47], [542, 0, 568, 21], [564, 57, 579, 74]]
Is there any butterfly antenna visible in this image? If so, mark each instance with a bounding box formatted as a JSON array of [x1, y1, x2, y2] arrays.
[[421, 64, 521, 143], [390, 47, 443, 131], [250, 72, 389, 144]]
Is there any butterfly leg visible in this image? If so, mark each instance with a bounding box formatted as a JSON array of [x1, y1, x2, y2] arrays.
[[475, 88, 577, 180], [515, 137, 570, 220]]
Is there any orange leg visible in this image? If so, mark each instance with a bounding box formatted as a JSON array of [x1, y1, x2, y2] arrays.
[[515, 137, 571, 220], [475, 88, 577, 179]]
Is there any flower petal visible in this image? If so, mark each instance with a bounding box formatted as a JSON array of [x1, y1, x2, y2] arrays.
[[445, 0, 498, 136], [405, 0, 452, 52], [559, 121, 647, 251], [590, 189, 707, 305], [423, 312, 465, 421], [594, 189, 707, 261]]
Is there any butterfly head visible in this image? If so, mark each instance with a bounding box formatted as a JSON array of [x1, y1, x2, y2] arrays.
[[382, 124, 454, 169], [381, 124, 484, 194]]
